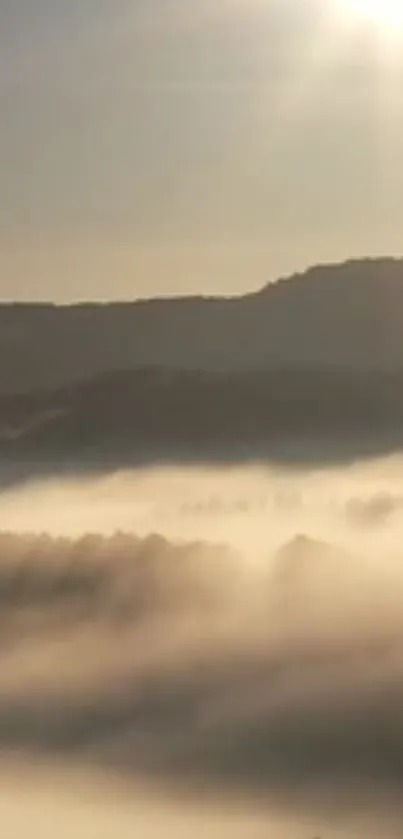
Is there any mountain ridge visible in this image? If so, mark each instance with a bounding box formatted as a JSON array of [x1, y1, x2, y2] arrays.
[[0, 257, 403, 393]]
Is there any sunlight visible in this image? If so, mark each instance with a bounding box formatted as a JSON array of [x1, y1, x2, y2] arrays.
[[341, 0, 403, 29]]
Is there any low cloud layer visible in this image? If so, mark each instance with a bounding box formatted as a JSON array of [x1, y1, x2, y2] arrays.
[[1, 460, 403, 834]]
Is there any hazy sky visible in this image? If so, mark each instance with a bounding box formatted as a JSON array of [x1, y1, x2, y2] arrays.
[[1, 0, 403, 301]]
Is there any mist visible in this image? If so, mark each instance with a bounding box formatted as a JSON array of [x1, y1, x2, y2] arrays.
[[2, 457, 403, 836]]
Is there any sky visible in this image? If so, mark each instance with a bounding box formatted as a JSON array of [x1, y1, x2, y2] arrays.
[[1, 0, 403, 301]]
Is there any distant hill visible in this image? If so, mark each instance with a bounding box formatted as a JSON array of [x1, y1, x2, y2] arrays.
[[0, 258, 403, 393]]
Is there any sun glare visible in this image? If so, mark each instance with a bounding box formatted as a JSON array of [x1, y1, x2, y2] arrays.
[[343, 0, 403, 28]]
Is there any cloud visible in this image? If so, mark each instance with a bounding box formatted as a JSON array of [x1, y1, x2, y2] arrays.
[[0, 501, 402, 823]]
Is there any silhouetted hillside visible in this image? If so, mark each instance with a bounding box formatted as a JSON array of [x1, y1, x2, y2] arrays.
[[1, 258, 403, 393], [1, 368, 403, 472]]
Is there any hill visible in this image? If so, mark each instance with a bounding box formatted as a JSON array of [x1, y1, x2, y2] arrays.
[[1, 367, 403, 482], [0, 258, 403, 393]]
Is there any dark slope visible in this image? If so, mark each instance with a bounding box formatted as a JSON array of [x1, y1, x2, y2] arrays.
[[0, 258, 403, 393], [0, 367, 402, 485]]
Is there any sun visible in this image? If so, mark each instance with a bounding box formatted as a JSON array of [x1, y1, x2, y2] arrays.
[[343, 0, 403, 28]]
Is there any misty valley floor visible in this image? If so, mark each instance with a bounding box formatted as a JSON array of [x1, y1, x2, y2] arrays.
[[0, 457, 403, 836]]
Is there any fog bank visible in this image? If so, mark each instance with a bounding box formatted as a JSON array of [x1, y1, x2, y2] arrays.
[[0, 458, 403, 835]]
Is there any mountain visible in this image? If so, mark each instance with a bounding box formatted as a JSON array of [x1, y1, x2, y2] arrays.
[[1, 257, 403, 393], [1, 367, 403, 482]]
